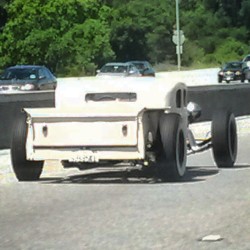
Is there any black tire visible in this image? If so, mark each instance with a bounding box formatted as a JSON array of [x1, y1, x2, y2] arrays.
[[218, 77, 222, 83], [11, 112, 44, 181], [226, 80, 230, 83], [212, 111, 237, 168], [158, 113, 187, 181]]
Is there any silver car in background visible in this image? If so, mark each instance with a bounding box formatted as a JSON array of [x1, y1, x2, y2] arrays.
[[96, 62, 141, 77]]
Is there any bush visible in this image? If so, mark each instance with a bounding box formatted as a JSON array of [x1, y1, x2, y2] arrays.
[[213, 38, 249, 64], [182, 40, 205, 66]]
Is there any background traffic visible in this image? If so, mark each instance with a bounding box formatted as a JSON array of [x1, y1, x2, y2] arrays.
[[217, 54, 250, 84]]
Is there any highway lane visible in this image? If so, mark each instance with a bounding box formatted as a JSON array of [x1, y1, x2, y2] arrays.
[[0, 121, 250, 250]]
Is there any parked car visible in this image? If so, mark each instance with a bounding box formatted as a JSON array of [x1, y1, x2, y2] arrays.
[[127, 61, 155, 77], [10, 77, 237, 182], [242, 54, 250, 82], [218, 61, 244, 83], [96, 62, 141, 77], [0, 65, 57, 91]]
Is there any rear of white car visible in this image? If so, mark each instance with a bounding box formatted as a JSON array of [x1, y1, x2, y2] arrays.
[[25, 78, 185, 159], [11, 77, 188, 181]]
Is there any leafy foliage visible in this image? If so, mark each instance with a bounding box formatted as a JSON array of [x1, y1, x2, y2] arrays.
[[181, 0, 250, 67], [0, 0, 115, 75], [110, 0, 175, 63], [0, 0, 250, 75]]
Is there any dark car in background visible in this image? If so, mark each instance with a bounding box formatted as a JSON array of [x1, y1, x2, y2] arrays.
[[127, 61, 155, 77], [0, 65, 57, 91], [218, 61, 244, 83], [96, 62, 141, 77]]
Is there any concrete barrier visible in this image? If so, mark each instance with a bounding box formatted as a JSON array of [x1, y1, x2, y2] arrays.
[[0, 91, 55, 149], [1, 84, 250, 149], [188, 84, 250, 122]]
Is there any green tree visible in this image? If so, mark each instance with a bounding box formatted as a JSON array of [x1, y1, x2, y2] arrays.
[[1, 0, 250, 73], [0, 0, 115, 75], [220, 0, 242, 25], [240, 0, 250, 28], [181, 1, 249, 66], [0, 0, 10, 30], [110, 0, 176, 63], [213, 37, 248, 63]]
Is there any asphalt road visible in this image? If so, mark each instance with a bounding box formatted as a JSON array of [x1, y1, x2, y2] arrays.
[[0, 120, 250, 250]]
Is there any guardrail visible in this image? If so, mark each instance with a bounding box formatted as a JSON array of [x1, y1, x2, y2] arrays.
[[0, 84, 250, 149]]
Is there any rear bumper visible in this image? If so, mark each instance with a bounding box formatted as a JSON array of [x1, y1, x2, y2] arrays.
[[27, 146, 144, 162], [222, 74, 242, 81]]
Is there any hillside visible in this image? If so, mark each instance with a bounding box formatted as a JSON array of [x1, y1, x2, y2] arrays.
[[0, 0, 249, 75]]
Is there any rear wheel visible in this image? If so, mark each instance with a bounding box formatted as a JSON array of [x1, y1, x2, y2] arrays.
[[157, 114, 187, 181], [11, 113, 44, 181], [212, 111, 237, 168]]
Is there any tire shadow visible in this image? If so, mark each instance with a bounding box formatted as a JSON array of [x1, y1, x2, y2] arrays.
[[40, 165, 220, 185], [218, 164, 250, 170]]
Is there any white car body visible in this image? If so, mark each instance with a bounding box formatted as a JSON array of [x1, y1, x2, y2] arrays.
[[24, 77, 188, 162], [11, 76, 238, 182]]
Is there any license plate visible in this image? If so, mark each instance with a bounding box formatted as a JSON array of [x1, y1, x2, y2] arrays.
[[226, 77, 231, 80], [69, 152, 98, 162]]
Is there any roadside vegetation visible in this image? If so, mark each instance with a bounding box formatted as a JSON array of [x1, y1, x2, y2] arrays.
[[0, 0, 249, 76]]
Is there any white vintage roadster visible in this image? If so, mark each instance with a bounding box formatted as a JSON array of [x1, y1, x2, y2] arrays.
[[11, 77, 237, 181]]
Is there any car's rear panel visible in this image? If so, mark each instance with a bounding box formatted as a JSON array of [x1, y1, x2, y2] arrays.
[[25, 107, 146, 162], [32, 117, 138, 146]]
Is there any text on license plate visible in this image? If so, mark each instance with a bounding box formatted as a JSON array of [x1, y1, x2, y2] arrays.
[[69, 153, 98, 162]]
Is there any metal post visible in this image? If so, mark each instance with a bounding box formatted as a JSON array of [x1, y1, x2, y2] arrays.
[[175, 0, 181, 71]]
